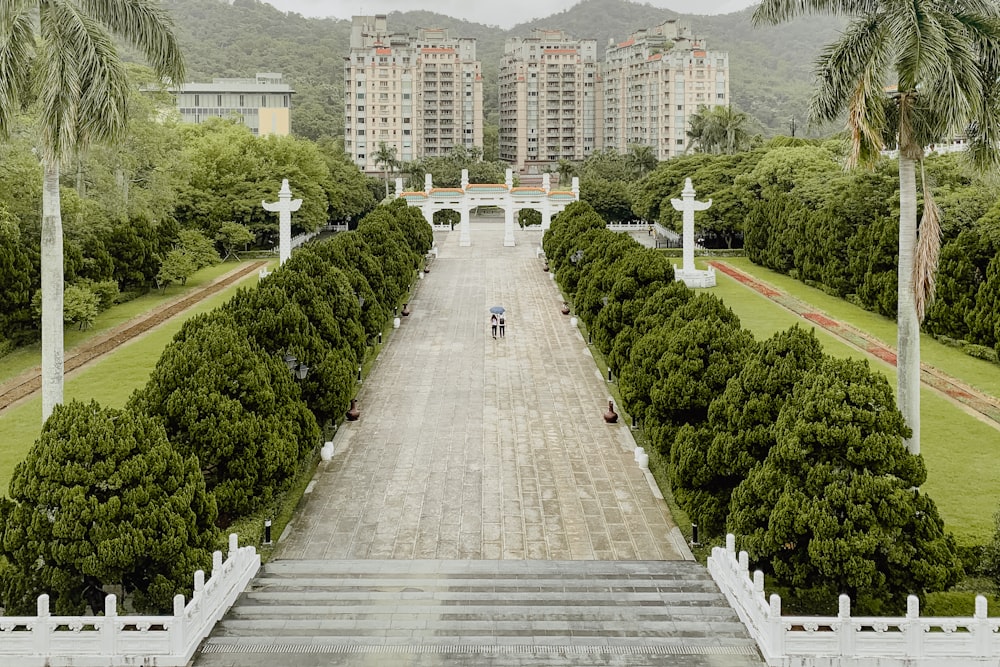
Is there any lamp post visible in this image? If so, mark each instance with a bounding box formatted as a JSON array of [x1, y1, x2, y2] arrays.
[[283, 353, 309, 380]]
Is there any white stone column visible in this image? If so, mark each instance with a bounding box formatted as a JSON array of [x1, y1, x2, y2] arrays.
[[503, 201, 516, 247], [394, 177, 403, 198], [541, 201, 552, 230], [670, 178, 711, 273], [571, 176, 580, 198], [505, 169, 513, 189], [459, 204, 471, 246], [262, 179, 302, 266]]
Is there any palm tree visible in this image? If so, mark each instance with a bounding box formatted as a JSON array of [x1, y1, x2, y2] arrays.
[[0, 0, 185, 423], [753, 0, 1000, 454], [626, 144, 658, 179], [555, 158, 576, 187], [686, 105, 755, 155], [374, 141, 398, 199]]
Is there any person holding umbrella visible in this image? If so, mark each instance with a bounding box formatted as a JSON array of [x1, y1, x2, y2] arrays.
[[490, 306, 505, 339]]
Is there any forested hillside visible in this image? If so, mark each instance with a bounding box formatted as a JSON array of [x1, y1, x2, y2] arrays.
[[161, 0, 843, 139]]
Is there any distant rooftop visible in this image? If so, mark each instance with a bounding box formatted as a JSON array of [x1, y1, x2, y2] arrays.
[[174, 72, 293, 93]]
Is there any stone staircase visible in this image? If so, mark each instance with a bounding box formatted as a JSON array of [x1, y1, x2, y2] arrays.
[[196, 559, 764, 666]]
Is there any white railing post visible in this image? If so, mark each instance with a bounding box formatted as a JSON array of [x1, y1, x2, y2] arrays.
[[170, 594, 186, 658], [973, 595, 990, 657], [101, 594, 118, 656], [193, 568, 206, 634], [768, 593, 783, 660], [228, 533, 239, 558], [905, 594, 922, 658], [838, 594, 854, 657], [34, 594, 50, 656]]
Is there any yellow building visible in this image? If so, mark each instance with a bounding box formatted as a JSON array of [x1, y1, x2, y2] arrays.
[[172, 72, 293, 136]]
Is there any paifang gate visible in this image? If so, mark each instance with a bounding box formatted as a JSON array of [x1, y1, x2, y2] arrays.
[[395, 169, 579, 247]]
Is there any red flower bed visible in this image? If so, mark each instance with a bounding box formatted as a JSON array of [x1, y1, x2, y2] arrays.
[[709, 261, 780, 297]]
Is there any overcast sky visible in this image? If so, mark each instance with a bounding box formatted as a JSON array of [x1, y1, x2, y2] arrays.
[[261, 0, 758, 28]]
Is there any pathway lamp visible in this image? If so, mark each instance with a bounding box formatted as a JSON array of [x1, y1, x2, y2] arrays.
[[283, 353, 309, 380]]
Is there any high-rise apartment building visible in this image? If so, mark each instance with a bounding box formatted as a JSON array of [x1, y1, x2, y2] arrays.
[[603, 20, 729, 159], [498, 30, 602, 174], [344, 15, 483, 174], [172, 73, 293, 136]]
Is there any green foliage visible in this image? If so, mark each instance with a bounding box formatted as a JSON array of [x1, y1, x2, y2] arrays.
[[216, 221, 256, 259], [0, 400, 218, 615], [620, 294, 755, 458], [63, 285, 100, 330], [129, 315, 321, 524], [728, 357, 962, 613], [671, 326, 825, 536]]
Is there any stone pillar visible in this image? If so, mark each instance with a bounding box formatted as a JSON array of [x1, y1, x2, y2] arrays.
[[394, 177, 403, 197], [541, 201, 552, 230], [424, 173, 433, 193], [505, 169, 513, 189], [261, 178, 302, 266], [459, 204, 471, 246], [461, 168, 469, 190], [542, 173, 551, 191], [571, 176, 579, 198], [670, 178, 711, 274], [503, 204, 516, 247]]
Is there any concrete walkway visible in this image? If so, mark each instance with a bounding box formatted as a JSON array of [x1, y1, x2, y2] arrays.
[[275, 221, 688, 562]]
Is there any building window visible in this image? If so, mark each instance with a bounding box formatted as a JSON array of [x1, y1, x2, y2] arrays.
[[261, 95, 267, 106], [283, 94, 289, 107], [194, 94, 200, 106], [217, 94, 222, 106], [239, 95, 244, 106]]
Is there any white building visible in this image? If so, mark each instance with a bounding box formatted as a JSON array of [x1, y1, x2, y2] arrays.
[[603, 20, 729, 158], [343, 15, 484, 174], [498, 30, 603, 174]]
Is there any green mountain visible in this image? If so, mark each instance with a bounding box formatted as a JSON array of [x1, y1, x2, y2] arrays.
[[161, 0, 843, 139]]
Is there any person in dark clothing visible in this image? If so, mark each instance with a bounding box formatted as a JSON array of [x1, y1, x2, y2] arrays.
[[498, 315, 506, 338], [491, 313, 498, 339]]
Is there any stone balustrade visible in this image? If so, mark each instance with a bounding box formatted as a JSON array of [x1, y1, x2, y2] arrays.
[[0, 533, 260, 667], [708, 533, 1000, 666]]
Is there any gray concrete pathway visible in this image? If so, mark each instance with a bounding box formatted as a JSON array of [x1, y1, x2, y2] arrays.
[[275, 222, 688, 562]]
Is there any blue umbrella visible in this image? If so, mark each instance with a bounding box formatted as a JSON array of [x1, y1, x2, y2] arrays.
[[490, 306, 505, 314]]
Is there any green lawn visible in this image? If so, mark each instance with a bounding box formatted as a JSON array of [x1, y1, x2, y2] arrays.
[[717, 257, 1000, 398], [0, 265, 266, 497], [707, 261, 1000, 546], [0, 261, 264, 385]]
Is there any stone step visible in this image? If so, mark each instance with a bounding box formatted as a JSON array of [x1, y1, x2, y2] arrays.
[[237, 591, 728, 606], [201, 559, 763, 665], [257, 558, 714, 576]]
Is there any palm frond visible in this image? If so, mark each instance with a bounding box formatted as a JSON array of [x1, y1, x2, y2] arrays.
[[751, 0, 878, 26], [78, 0, 184, 83], [810, 15, 887, 123], [0, 0, 36, 139], [913, 160, 941, 322], [37, 0, 129, 162]]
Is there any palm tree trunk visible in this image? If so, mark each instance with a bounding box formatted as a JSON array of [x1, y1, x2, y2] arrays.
[[897, 155, 920, 454], [41, 159, 65, 423]]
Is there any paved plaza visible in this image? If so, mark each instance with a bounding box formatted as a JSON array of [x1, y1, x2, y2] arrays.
[[275, 221, 689, 562]]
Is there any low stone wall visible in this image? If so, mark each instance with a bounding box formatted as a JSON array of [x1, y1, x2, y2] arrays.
[[0, 533, 260, 667], [708, 534, 1000, 667]]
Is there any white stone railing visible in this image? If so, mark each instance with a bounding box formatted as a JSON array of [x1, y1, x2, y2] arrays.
[[0, 533, 260, 667], [708, 533, 1000, 667]]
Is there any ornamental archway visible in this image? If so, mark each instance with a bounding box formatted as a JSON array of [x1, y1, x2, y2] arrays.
[[395, 169, 579, 247]]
